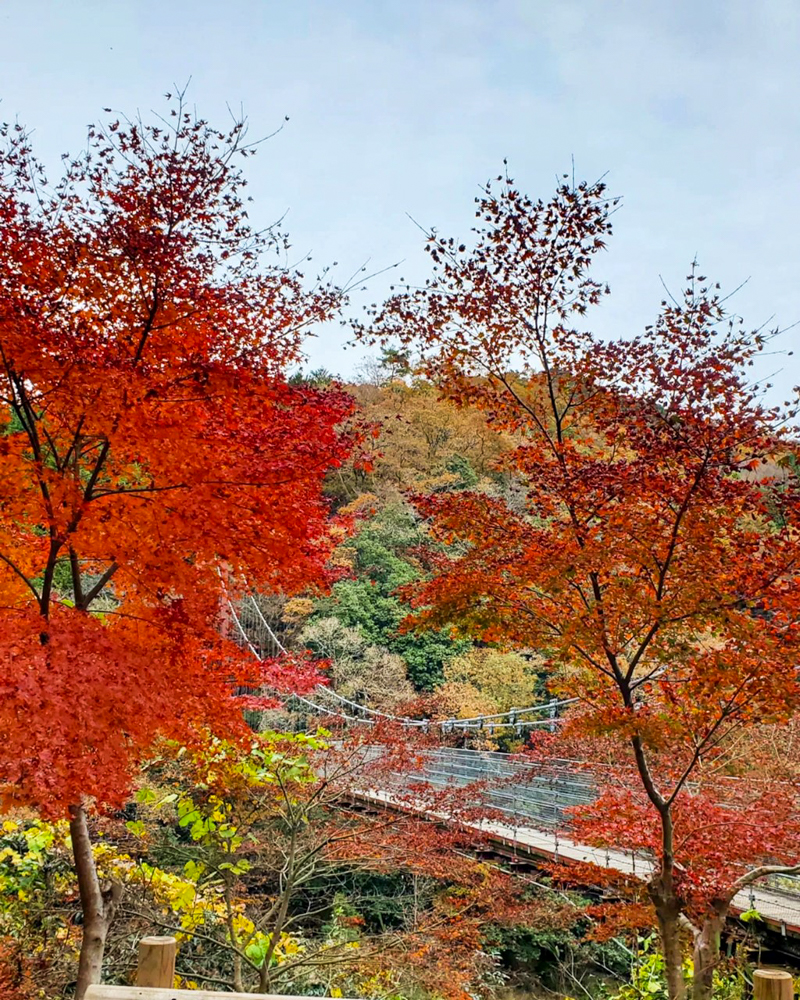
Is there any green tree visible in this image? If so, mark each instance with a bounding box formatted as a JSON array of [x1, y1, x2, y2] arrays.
[[316, 501, 468, 689]]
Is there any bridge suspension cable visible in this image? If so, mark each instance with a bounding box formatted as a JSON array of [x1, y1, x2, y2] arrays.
[[228, 593, 576, 732]]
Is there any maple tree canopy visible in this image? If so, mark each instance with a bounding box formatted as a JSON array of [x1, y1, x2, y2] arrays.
[[360, 172, 800, 921], [0, 101, 355, 816]]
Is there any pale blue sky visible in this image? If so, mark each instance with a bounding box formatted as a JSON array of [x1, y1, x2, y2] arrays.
[[2, 0, 798, 401]]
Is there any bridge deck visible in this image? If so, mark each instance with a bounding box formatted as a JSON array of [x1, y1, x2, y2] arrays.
[[357, 746, 800, 937]]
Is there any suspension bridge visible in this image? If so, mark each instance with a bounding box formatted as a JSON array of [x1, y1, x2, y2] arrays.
[[228, 594, 800, 940], [229, 592, 576, 734]]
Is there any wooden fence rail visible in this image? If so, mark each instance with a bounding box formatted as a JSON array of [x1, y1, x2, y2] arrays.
[[84, 935, 360, 1000], [86, 991, 345, 1000], [82, 934, 795, 1000]]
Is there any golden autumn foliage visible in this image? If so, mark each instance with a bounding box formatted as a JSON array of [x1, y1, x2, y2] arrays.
[[330, 377, 510, 498], [442, 648, 545, 715]]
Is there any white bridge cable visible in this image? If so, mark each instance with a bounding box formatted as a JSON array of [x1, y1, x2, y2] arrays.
[[310, 684, 571, 732], [228, 594, 576, 731], [314, 683, 578, 725]]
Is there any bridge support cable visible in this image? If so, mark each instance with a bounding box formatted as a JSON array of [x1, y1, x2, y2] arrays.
[[227, 592, 577, 733]]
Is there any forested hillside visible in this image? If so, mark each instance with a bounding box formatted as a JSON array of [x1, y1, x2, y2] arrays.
[[259, 357, 552, 723], [3, 97, 800, 1000]]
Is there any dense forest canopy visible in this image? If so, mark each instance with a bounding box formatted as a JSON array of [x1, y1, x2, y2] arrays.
[[1, 100, 799, 1000]]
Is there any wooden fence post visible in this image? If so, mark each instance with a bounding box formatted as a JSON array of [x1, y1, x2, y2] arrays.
[[136, 935, 177, 987], [753, 969, 794, 1000]]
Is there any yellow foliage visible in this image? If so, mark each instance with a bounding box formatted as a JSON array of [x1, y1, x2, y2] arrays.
[[339, 492, 380, 517], [92, 841, 228, 939], [437, 681, 497, 719], [175, 976, 200, 990], [282, 597, 316, 621], [346, 381, 510, 487], [357, 969, 401, 998], [329, 548, 356, 570], [444, 649, 543, 713]]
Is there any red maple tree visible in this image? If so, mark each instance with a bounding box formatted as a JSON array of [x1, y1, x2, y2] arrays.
[[360, 170, 800, 1000], [0, 96, 355, 995]]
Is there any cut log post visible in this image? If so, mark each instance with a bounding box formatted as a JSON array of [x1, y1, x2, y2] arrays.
[[136, 936, 177, 988], [753, 969, 794, 1000]]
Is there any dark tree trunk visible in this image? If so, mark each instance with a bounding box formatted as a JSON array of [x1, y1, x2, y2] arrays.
[[652, 892, 686, 1000], [691, 907, 725, 1000], [69, 803, 122, 1000], [632, 732, 686, 1000]]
